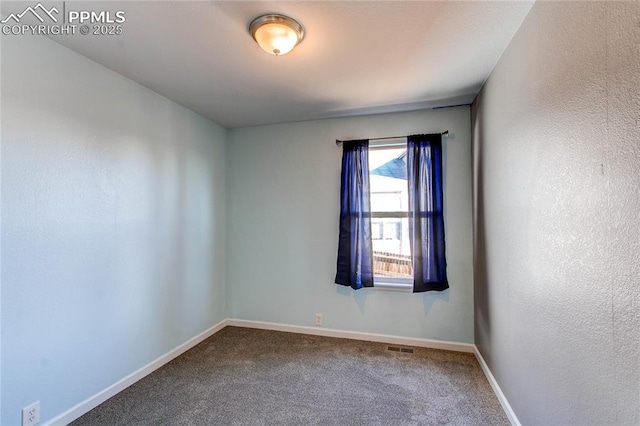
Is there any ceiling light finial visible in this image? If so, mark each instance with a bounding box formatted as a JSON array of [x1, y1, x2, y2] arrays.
[[249, 14, 304, 56]]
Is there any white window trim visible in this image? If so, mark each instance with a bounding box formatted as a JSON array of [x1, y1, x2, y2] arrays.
[[369, 138, 412, 292], [369, 137, 406, 149]]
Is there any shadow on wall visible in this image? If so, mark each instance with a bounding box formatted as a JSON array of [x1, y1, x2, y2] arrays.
[[336, 285, 370, 314], [471, 98, 491, 354], [423, 291, 449, 315], [335, 284, 449, 316]]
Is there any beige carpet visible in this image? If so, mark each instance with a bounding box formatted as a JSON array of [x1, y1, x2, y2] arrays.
[[72, 327, 508, 425]]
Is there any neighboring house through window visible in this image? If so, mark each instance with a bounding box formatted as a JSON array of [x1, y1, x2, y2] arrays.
[[369, 140, 413, 288]]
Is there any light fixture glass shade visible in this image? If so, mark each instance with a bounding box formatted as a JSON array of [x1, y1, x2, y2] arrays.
[[250, 14, 304, 56]]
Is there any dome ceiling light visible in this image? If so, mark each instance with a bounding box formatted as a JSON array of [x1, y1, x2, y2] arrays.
[[249, 14, 304, 56]]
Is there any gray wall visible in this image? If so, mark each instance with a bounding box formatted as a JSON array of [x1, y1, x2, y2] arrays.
[[227, 107, 474, 343], [1, 35, 228, 424], [472, 2, 639, 425]]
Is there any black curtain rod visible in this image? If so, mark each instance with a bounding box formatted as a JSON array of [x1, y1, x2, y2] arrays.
[[335, 131, 448, 146]]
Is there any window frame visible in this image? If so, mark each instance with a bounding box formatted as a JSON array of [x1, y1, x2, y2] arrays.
[[368, 138, 413, 291]]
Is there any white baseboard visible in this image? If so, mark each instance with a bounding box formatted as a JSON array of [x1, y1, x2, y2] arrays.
[[473, 347, 521, 426], [226, 319, 475, 353], [44, 319, 229, 426]]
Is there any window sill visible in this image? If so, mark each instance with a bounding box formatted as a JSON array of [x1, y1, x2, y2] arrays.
[[373, 280, 413, 292]]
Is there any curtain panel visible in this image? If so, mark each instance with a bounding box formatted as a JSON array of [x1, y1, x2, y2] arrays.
[[407, 134, 449, 292], [335, 140, 374, 290]]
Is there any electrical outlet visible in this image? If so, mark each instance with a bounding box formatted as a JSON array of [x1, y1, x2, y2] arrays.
[[315, 313, 323, 326], [22, 401, 40, 426]]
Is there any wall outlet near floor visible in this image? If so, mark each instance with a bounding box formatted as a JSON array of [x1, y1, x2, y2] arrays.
[[22, 401, 40, 426], [315, 313, 323, 326]]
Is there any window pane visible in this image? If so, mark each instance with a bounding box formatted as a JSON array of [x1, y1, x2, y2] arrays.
[[369, 147, 412, 279], [369, 148, 407, 212], [371, 222, 383, 240], [372, 218, 412, 278]]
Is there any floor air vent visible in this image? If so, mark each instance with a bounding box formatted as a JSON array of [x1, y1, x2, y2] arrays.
[[387, 346, 414, 354]]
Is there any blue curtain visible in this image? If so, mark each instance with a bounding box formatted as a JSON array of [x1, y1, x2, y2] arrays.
[[335, 140, 374, 290], [407, 134, 448, 292]]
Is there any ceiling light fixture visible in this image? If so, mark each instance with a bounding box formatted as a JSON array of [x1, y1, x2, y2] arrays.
[[249, 14, 304, 56]]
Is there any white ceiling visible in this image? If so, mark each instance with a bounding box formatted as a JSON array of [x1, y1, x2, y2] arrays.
[[3, 1, 534, 128]]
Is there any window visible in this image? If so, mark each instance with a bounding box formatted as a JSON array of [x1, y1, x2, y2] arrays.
[[368, 141, 412, 288], [371, 222, 383, 240], [335, 134, 448, 293]]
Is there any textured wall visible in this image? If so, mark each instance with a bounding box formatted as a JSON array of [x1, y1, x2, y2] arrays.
[[1, 35, 227, 424], [472, 1, 640, 425], [227, 107, 474, 343]]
